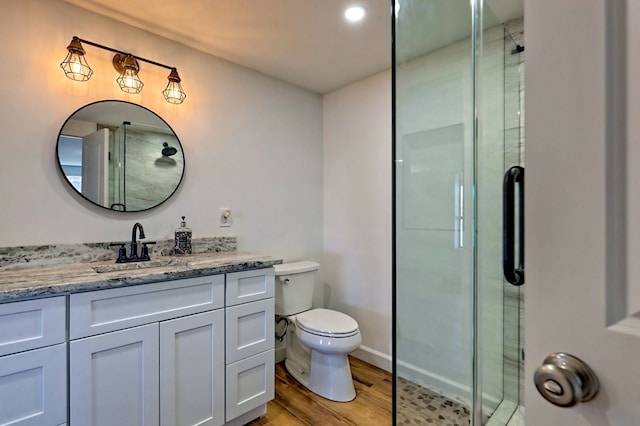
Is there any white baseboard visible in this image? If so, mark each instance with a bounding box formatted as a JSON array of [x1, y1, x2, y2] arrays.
[[351, 345, 392, 372]]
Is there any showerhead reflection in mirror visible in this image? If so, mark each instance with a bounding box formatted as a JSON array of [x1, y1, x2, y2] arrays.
[[162, 142, 178, 157]]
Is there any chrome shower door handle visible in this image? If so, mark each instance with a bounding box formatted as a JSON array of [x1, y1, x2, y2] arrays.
[[534, 352, 599, 407]]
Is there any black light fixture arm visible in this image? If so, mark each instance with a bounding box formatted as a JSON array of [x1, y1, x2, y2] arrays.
[[72, 36, 176, 72]]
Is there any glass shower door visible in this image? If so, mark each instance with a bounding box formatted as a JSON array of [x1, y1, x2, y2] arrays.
[[393, 1, 523, 424], [110, 123, 127, 211], [394, 1, 475, 423], [476, 12, 524, 425]]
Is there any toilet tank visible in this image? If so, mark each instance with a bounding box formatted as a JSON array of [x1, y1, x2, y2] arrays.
[[274, 261, 320, 316]]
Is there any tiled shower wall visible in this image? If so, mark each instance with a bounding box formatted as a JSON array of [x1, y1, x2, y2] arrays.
[[120, 128, 183, 211]]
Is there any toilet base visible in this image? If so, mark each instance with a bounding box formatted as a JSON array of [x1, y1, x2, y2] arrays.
[[308, 350, 356, 402], [285, 350, 356, 402]]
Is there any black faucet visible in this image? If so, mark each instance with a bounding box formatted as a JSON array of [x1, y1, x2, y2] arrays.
[[130, 222, 145, 259], [110, 223, 155, 263]]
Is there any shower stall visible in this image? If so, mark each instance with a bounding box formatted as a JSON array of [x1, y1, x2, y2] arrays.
[[393, 1, 524, 424]]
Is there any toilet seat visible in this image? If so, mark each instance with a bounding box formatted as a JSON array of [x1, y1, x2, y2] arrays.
[[296, 308, 359, 338]]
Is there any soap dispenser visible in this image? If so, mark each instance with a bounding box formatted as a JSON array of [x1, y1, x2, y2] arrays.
[[174, 216, 192, 255]]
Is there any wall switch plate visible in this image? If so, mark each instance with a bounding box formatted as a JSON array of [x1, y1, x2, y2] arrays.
[[219, 208, 232, 227]]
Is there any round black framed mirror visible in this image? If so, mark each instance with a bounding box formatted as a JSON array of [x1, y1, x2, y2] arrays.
[[56, 100, 185, 212]]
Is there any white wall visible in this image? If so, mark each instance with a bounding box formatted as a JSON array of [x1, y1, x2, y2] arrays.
[[0, 0, 323, 264], [322, 71, 392, 370]]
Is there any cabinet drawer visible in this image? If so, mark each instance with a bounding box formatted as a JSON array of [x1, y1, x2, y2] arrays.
[[226, 268, 274, 307], [225, 349, 274, 422], [70, 275, 224, 339], [225, 299, 274, 364], [0, 297, 66, 357], [0, 343, 67, 426]]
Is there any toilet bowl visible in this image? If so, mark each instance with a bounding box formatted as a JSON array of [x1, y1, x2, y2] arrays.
[[275, 262, 361, 402]]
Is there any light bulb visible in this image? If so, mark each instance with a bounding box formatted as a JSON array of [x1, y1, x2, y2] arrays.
[[70, 54, 83, 74], [123, 71, 136, 88]]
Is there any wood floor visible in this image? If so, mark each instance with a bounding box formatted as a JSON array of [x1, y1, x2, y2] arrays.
[[248, 357, 393, 425]]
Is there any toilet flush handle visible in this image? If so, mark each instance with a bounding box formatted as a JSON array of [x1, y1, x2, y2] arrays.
[[282, 277, 290, 285]]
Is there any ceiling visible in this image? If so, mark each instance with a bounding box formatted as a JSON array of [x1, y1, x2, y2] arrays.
[[63, 0, 523, 94]]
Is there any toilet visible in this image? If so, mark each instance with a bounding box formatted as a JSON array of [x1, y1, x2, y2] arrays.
[[274, 261, 361, 402]]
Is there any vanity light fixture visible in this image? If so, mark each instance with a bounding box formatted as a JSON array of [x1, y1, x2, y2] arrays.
[[60, 36, 186, 104], [114, 54, 144, 94], [60, 37, 93, 81], [163, 68, 187, 104]]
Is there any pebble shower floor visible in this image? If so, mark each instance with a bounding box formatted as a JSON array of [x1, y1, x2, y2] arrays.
[[396, 377, 489, 425]]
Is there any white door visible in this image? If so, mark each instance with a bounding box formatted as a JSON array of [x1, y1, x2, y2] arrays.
[[81, 127, 109, 206], [526, 0, 640, 424]]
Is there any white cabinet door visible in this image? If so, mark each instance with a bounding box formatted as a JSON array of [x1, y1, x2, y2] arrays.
[[526, 1, 640, 423], [160, 310, 225, 426], [0, 343, 66, 426], [70, 324, 159, 426]]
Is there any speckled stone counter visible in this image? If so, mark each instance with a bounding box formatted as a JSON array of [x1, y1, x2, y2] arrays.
[[0, 237, 281, 302], [0, 237, 237, 269]]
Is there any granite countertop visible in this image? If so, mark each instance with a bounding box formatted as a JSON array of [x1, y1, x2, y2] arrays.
[[0, 252, 282, 302]]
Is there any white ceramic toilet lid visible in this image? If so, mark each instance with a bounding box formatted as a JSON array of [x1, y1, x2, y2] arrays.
[[296, 308, 359, 336]]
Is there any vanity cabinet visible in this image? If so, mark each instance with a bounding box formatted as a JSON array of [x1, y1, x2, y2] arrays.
[[67, 268, 275, 426], [69, 275, 226, 426], [0, 297, 67, 426]]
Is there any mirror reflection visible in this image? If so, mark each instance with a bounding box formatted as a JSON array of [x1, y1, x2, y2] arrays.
[[57, 100, 185, 212]]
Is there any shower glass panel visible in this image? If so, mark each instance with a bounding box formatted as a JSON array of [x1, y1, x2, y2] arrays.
[[110, 124, 126, 211], [476, 7, 523, 425], [394, 1, 523, 424], [497, 23, 525, 419], [394, 0, 475, 423]]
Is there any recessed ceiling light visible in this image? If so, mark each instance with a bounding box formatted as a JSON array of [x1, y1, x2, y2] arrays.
[[345, 5, 366, 22]]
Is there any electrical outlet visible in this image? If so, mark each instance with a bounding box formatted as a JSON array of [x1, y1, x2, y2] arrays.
[[219, 208, 232, 227]]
